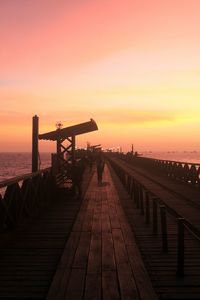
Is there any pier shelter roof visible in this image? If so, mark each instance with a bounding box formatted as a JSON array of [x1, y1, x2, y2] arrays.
[[38, 119, 98, 141]]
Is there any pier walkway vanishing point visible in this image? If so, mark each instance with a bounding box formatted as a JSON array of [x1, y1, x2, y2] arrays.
[[47, 163, 157, 300], [0, 163, 156, 300], [1, 158, 200, 299]]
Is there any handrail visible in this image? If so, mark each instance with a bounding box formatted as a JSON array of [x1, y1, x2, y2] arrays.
[[0, 167, 51, 189], [0, 167, 55, 230], [183, 219, 200, 242], [114, 153, 200, 187], [140, 156, 200, 167], [108, 155, 200, 277]]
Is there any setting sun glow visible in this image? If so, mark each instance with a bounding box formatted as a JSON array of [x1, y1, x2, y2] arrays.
[[1, 0, 200, 152]]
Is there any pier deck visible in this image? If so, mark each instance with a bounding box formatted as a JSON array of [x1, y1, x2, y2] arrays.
[[0, 164, 156, 300], [1, 160, 200, 299], [47, 164, 156, 300], [109, 156, 200, 232], [0, 191, 81, 299]]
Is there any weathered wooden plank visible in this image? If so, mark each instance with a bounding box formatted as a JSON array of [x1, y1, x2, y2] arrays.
[[82, 209, 94, 232], [102, 232, 116, 271], [102, 271, 120, 300], [109, 213, 121, 229], [72, 208, 87, 232], [73, 232, 91, 268], [112, 228, 129, 264], [127, 244, 159, 300], [92, 212, 101, 233], [112, 229, 139, 299], [58, 231, 80, 268], [117, 262, 140, 300], [84, 273, 101, 300], [87, 232, 101, 274], [55, 269, 70, 300], [65, 269, 86, 300], [101, 213, 111, 232]]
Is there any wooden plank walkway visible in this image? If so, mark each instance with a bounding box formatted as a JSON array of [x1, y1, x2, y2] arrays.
[[109, 158, 200, 300], [0, 168, 92, 299], [109, 157, 200, 232], [0, 196, 80, 299], [47, 164, 157, 300]]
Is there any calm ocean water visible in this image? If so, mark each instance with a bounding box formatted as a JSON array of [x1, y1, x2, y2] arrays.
[[0, 153, 51, 182], [0, 151, 200, 183], [143, 151, 200, 164]]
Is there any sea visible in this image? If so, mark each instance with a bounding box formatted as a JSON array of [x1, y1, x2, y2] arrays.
[[1, 151, 200, 184], [142, 151, 200, 164], [0, 152, 51, 183]]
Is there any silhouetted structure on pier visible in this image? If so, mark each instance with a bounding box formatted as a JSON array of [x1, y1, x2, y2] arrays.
[[1, 117, 200, 299]]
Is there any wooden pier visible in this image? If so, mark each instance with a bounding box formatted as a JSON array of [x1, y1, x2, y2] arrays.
[[108, 154, 200, 300], [0, 163, 157, 300], [47, 163, 156, 300], [1, 149, 200, 298], [0, 157, 200, 300]]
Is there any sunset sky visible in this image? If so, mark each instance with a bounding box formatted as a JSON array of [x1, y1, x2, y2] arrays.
[[1, 0, 200, 152]]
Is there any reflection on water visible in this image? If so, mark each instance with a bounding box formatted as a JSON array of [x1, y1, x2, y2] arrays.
[[0, 152, 51, 182], [142, 151, 200, 164]]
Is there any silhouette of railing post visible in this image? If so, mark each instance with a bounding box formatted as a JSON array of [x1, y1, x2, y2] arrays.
[[152, 198, 158, 235], [177, 218, 185, 277], [72, 134, 76, 166], [0, 168, 54, 231], [134, 182, 140, 208], [128, 175, 132, 195], [130, 177, 133, 198], [145, 192, 150, 224], [140, 185, 144, 215], [32, 115, 39, 172], [160, 205, 168, 252]]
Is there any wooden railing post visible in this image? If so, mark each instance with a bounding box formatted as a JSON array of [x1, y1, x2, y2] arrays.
[[145, 192, 150, 224], [160, 205, 168, 252], [128, 176, 132, 195], [130, 177, 134, 199], [72, 134, 76, 166], [32, 115, 39, 172], [126, 175, 130, 193], [177, 218, 185, 277], [134, 182, 139, 208], [140, 185, 144, 215], [152, 198, 158, 235]]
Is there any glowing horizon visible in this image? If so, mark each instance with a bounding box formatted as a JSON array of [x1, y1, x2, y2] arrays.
[[1, 0, 200, 152]]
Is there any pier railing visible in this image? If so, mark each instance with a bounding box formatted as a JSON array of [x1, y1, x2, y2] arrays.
[[0, 168, 56, 230], [109, 156, 200, 277], [117, 153, 200, 187]]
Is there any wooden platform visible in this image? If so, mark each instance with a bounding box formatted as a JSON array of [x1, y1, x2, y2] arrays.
[[108, 157, 200, 300], [47, 164, 157, 300], [109, 156, 200, 232], [1, 159, 200, 299], [0, 168, 93, 300]]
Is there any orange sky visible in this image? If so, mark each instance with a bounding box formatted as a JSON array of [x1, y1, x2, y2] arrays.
[[1, 0, 200, 152]]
